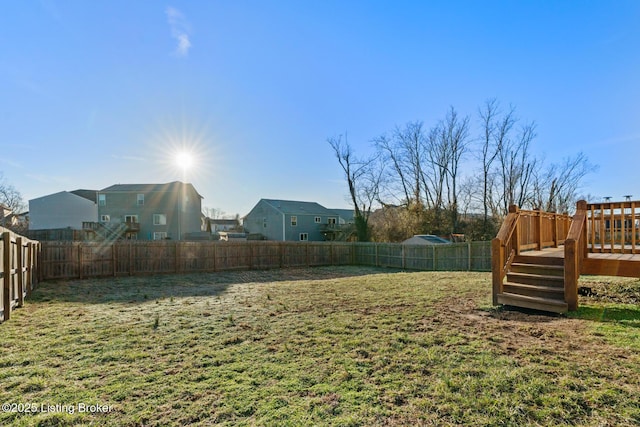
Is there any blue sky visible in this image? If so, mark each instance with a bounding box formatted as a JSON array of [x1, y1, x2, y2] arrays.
[[1, 1, 639, 216]]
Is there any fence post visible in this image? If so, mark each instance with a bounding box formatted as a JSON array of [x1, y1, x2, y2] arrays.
[[432, 245, 437, 271], [213, 242, 218, 272], [351, 242, 356, 266], [129, 242, 134, 276], [26, 242, 33, 297], [3, 232, 11, 321], [467, 242, 471, 271], [16, 237, 24, 308], [78, 243, 83, 279], [175, 241, 180, 273], [329, 242, 334, 265]]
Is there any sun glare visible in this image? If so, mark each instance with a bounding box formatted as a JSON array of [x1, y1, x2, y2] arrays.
[[176, 151, 195, 170]]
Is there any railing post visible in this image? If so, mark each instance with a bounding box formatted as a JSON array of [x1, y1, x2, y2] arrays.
[[553, 213, 559, 248], [508, 205, 521, 255], [536, 211, 543, 250]]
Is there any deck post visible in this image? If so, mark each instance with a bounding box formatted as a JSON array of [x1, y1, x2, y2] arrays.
[[564, 239, 578, 311], [491, 237, 503, 305]]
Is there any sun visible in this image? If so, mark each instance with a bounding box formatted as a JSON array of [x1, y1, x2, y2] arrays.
[[176, 150, 195, 170]]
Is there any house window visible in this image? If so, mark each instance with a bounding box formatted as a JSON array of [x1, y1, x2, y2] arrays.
[[314, 216, 321, 223], [124, 215, 138, 224], [101, 215, 110, 222], [299, 233, 308, 241], [153, 232, 167, 240], [263, 217, 267, 228], [137, 194, 144, 205], [153, 214, 167, 225], [291, 216, 297, 226], [328, 218, 337, 225], [98, 194, 106, 206]]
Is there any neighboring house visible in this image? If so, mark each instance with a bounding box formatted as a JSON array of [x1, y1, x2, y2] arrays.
[[97, 181, 203, 240], [330, 209, 356, 225], [402, 235, 451, 245], [244, 199, 340, 241], [29, 190, 98, 230]]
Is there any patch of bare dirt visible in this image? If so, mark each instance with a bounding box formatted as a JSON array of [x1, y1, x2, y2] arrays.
[[430, 297, 638, 367]]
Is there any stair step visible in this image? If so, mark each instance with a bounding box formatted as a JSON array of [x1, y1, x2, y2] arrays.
[[510, 263, 564, 276], [503, 282, 565, 299], [497, 292, 568, 314], [513, 255, 564, 266], [506, 272, 564, 287]]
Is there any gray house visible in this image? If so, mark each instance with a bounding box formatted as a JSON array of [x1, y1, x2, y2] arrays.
[[29, 190, 98, 230], [244, 199, 340, 241], [96, 181, 203, 240]]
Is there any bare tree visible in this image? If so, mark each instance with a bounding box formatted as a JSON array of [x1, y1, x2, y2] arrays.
[[477, 99, 501, 230], [328, 134, 378, 241], [0, 173, 25, 214], [374, 121, 426, 208], [493, 113, 538, 214], [440, 106, 470, 231], [532, 152, 596, 213]]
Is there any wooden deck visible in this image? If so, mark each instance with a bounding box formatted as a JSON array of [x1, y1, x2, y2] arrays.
[[519, 246, 640, 277], [493, 200, 640, 313]]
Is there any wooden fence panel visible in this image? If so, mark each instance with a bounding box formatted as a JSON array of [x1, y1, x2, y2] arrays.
[[353, 243, 376, 266], [470, 241, 492, 271], [308, 243, 332, 266], [281, 243, 308, 267], [331, 243, 353, 266], [376, 244, 404, 269], [1, 228, 39, 323], [404, 245, 434, 270], [37, 240, 493, 281], [215, 242, 250, 271], [250, 242, 281, 269]]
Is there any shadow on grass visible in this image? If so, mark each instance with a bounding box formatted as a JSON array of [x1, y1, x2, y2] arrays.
[[484, 305, 566, 323], [572, 305, 640, 328], [31, 265, 402, 305]]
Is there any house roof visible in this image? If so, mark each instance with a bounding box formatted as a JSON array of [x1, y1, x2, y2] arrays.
[[100, 181, 203, 199], [70, 189, 98, 203], [403, 235, 451, 245], [329, 208, 355, 222], [261, 199, 338, 216]]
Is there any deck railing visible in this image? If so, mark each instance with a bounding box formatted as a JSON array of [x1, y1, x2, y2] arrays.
[[491, 205, 572, 305], [586, 200, 640, 254]]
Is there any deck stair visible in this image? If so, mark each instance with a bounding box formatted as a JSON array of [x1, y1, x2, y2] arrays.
[[497, 254, 568, 313]]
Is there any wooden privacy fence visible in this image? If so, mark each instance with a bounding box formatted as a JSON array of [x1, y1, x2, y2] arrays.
[[39, 240, 492, 280], [1, 227, 40, 323]]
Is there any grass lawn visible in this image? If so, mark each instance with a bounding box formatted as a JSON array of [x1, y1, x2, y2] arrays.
[[1, 267, 639, 426]]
